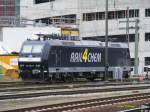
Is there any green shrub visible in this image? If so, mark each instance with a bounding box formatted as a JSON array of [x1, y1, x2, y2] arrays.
[[0, 65, 2, 74]]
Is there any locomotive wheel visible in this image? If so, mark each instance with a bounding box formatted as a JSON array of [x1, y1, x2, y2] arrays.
[[51, 75, 57, 83], [61, 73, 74, 82], [61, 76, 66, 82], [64, 76, 72, 82], [47, 74, 57, 83], [69, 76, 74, 82], [86, 77, 95, 81]]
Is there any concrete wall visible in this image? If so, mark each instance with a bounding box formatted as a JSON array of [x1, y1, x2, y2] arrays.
[[20, 0, 78, 19]]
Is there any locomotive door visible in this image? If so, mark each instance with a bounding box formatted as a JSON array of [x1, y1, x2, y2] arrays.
[[49, 51, 57, 67], [56, 49, 61, 67], [49, 48, 61, 67]]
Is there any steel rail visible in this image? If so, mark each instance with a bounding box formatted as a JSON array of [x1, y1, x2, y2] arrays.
[[0, 85, 150, 101], [3, 93, 150, 112]]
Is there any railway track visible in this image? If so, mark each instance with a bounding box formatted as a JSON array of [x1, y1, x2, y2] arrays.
[[0, 84, 150, 100], [0, 81, 54, 88], [3, 93, 150, 112], [0, 80, 148, 88], [0, 81, 149, 92], [0, 82, 149, 92]]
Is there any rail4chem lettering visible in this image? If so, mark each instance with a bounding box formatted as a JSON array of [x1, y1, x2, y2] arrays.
[[70, 48, 101, 63]]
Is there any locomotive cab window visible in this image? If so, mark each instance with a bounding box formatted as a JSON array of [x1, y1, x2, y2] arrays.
[[21, 44, 44, 53], [22, 45, 32, 53], [32, 45, 44, 53]]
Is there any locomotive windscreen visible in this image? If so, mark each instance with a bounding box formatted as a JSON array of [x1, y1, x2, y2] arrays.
[[21, 44, 44, 54]]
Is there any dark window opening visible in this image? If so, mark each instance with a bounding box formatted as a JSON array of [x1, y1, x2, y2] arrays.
[[83, 34, 135, 43], [130, 68, 133, 71], [144, 67, 150, 72], [35, 18, 51, 25], [117, 10, 126, 19], [86, 13, 95, 21], [83, 9, 139, 21], [130, 58, 134, 67], [145, 33, 150, 41], [35, 0, 55, 4], [108, 11, 115, 19], [35, 14, 76, 25], [135, 9, 139, 17], [145, 9, 150, 17], [145, 57, 150, 66]]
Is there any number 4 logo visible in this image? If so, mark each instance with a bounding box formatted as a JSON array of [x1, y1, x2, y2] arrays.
[[82, 49, 88, 63]]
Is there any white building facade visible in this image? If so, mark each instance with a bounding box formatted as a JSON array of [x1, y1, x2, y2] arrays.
[[20, 0, 150, 75]]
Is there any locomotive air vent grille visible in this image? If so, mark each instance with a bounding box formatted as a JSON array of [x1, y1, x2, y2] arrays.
[[99, 43, 103, 46], [62, 42, 75, 46], [110, 44, 120, 47]]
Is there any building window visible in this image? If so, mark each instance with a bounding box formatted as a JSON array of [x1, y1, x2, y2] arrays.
[[129, 9, 139, 18], [35, 14, 76, 25], [145, 33, 150, 41], [83, 34, 135, 43], [144, 67, 150, 72], [83, 12, 105, 21], [87, 13, 95, 21], [129, 34, 135, 42], [108, 11, 115, 19], [35, 0, 55, 4], [98, 12, 105, 20], [96, 12, 105, 20], [83, 9, 139, 21], [145, 9, 150, 17], [145, 57, 150, 66], [130, 68, 134, 71], [130, 58, 134, 67], [117, 10, 126, 19], [135, 9, 139, 17]]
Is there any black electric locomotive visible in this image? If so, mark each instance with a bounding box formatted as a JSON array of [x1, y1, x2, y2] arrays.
[[18, 37, 131, 82]]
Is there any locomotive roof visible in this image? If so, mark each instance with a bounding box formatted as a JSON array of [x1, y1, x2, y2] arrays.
[[25, 40, 128, 48], [48, 40, 128, 48]]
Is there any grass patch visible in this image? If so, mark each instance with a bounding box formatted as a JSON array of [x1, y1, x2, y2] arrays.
[[0, 65, 2, 74], [117, 103, 137, 110]]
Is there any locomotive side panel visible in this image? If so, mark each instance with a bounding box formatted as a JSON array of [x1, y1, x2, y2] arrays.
[[60, 46, 105, 67], [108, 48, 130, 67], [48, 46, 130, 68]]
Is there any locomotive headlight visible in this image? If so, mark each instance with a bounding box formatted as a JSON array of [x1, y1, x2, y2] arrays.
[[44, 70, 47, 73], [20, 64, 24, 67], [29, 64, 33, 67], [36, 64, 40, 67], [32, 69, 41, 74]]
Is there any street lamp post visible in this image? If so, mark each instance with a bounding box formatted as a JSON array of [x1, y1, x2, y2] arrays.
[[105, 0, 108, 81]]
